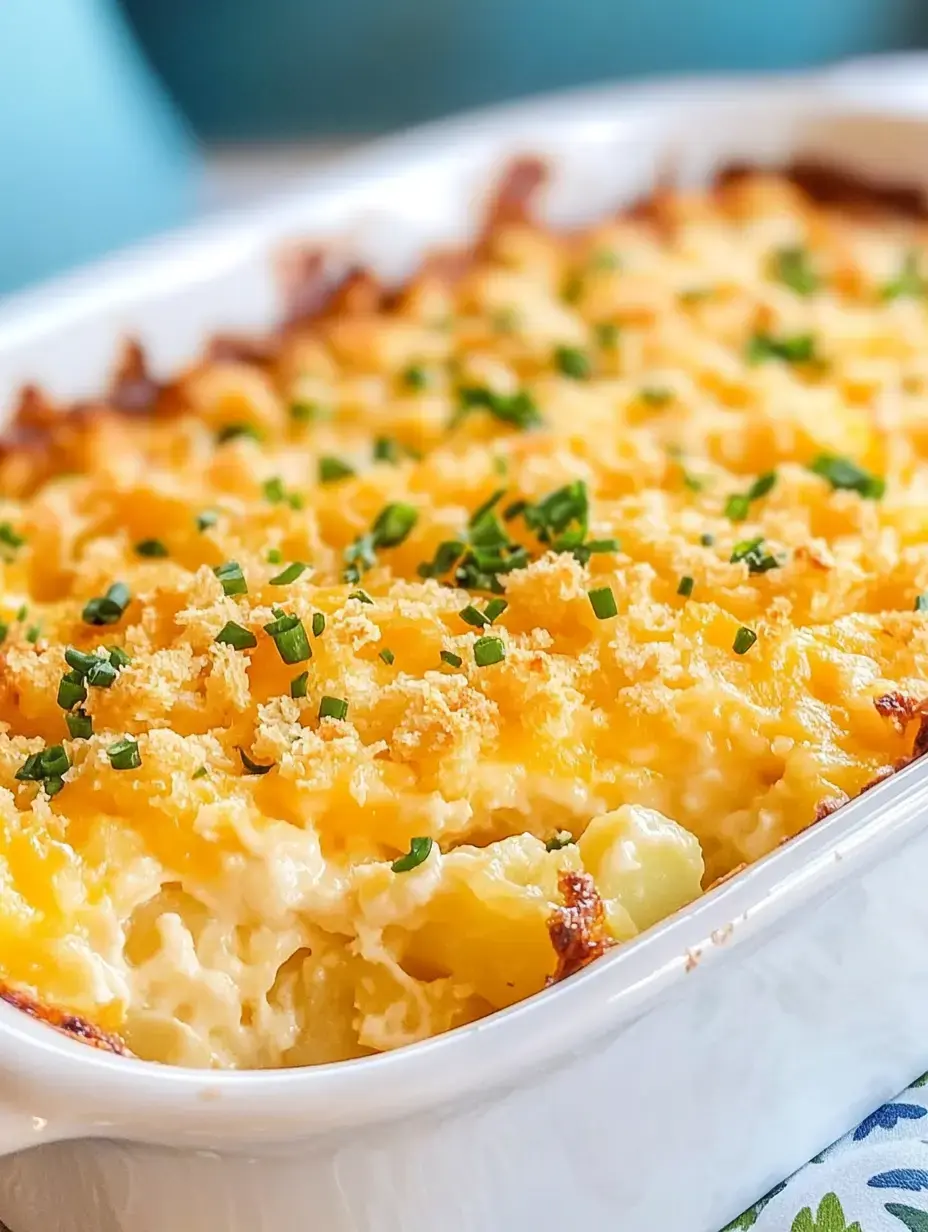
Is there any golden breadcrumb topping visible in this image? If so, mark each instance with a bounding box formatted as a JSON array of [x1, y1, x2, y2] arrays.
[[1, 164, 928, 1068]]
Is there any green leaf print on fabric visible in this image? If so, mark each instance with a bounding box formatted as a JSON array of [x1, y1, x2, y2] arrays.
[[886, 1204, 928, 1232], [721, 1210, 759, 1231], [790, 1192, 862, 1232]]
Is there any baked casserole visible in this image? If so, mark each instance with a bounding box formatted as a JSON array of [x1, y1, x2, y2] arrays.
[[1, 163, 928, 1068]]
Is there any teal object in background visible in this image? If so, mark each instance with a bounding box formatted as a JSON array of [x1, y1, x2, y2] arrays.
[[0, 0, 194, 295], [124, 0, 927, 137]]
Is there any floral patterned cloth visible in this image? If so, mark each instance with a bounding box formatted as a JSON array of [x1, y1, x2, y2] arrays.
[[724, 1074, 928, 1230]]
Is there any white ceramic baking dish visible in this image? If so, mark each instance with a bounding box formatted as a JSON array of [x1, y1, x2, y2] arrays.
[[4, 64, 928, 1232]]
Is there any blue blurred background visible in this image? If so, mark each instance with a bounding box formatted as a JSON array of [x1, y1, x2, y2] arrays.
[[1, 0, 927, 294]]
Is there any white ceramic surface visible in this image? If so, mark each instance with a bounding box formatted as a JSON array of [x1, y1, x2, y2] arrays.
[[4, 66, 928, 1232]]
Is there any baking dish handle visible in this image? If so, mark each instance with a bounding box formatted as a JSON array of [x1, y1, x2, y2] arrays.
[[818, 53, 928, 113], [0, 1105, 71, 1158]]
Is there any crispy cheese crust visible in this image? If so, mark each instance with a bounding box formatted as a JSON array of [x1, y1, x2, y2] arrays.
[[0, 163, 927, 1068]]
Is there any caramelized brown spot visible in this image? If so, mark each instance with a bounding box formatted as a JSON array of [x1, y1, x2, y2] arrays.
[[108, 338, 161, 414], [814, 794, 850, 823], [277, 246, 330, 325], [12, 384, 56, 432], [705, 861, 747, 892], [874, 690, 922, 733], [206, 333, 278, 366], [546, 870, 615, 984], [479, 156, 548, 248], [720, 160, 928, 220], [277, 247, 386, 327], [0, 983, 130, 1056]]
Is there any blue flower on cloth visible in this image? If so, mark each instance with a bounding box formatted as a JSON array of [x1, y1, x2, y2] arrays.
[[722, 1077, 928, 1230], [854, 1106, 927, 1142]]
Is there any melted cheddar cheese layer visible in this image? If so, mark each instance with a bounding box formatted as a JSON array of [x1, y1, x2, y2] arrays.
[[1, 170, 927, 1067]]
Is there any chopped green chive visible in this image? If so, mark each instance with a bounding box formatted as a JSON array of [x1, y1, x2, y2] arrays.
[[595, 322, 620, 350], [748, 471, 778, 501], [82, 582, 131, 627], [217, 422, 263, 444], [290, 400, 327, 423], [64, 647, 97, 675], [639, 386, 674, 408], [590, 248, 621, 272], [319, 695, 348, 721], [86, 659, 118, 688], [808, 454, 885, 500], [733, 626, 758, 655], [266, 548, 283, 565], [0, 523, 25, 553], [319, 456, 355, 484], [66, 710, 93, 740], [107, 737, 141, 771], [882, 250, 927, 301], [192, 765, 209, 779], [269, 561, 307, 586], [215, 621, 257, 650], [554, 345, 592, 380], [196, 510, 218, 532], [134, 539, 168, 558], [14, 753, 44, 783], [379, 647, 395, 665], [730, 536, 781, 574], [25, 625, 40, 644], [348, 589, 374, 605], [473, 635, 505, 666], [15, 605, 26, 622], [700, 533, 715, 547], [63, 645, 127, 687], [724, 494, 751, 522], [214, 561, 247, 596], [677, 575, 695, 598], [343, 503, 418, 584], [391, 836, 434, 872], [63, 646, 125, 689], [403, 364, 429, 390], [456, 386, 542, 431], [290, 671, 309, 699], [373, 437, 401, 465], [483, 598, 508, 623], [915, 594, 928, 613], [0, 623, 8, 645], [522, 481, 588, 552], [263, 476, 303, 510], [57, 672, 87, 711], [40, 745, 69, 778], [371, 503, 418, 548], [312, 612, 325, 637], [585, 538, 620, 555], [679, 287, 713, 304], [16, 743, 70, 795], [491, 306, 520, 334], [746, 332, 817, 365], [459, 604, 488, 629], [238, 747, 274, 775], [545, 831, 574, 852], [724, 471, 777, 522], [417, 539, 465, 580], [562, 271, 584, 303], [588, 586, 618, 620], [263, 612, 311, 664], [440, 650, 463, 668], [771, 246, 820, 296]]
